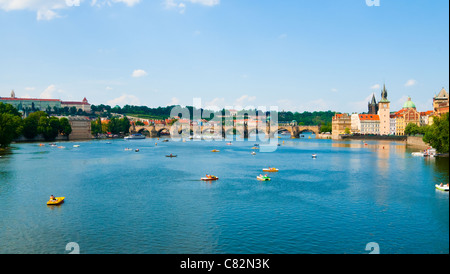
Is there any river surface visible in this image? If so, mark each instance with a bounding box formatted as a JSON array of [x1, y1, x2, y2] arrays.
[[0, 135, 448, 254]]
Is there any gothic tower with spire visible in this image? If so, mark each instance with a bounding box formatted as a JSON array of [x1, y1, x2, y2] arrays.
[[368, 94, 378, 114], [378, 84, 390, 135]]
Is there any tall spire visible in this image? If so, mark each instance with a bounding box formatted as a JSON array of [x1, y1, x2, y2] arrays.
[[381, 83, 388, 102], [370, 93, 377, 105], [368, 93, 378, 114]]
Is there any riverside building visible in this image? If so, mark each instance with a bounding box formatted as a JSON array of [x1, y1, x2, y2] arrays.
[[0, 90, 91, 114]]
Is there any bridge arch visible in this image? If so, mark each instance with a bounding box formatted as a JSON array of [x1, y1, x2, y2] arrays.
[[157, 127, 171, 137], [137, 128, 150, 136], [276, 126, 294, 136], [225, 127, 241, 137], [247, 127, 261, 136]]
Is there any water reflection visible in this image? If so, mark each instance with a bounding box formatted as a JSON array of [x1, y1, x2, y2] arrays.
[[0, 139, 448, 254]]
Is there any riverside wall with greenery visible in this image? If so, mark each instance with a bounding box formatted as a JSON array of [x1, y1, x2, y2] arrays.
[[1, 103, 73, 148], [90, 116, 131, 137], [405, 112, 449, 153]]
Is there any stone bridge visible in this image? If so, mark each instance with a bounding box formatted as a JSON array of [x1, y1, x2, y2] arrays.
[[131, 123, 320, 138]]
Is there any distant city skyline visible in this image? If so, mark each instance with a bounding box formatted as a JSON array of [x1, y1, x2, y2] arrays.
[[0, 0, 448, 113]]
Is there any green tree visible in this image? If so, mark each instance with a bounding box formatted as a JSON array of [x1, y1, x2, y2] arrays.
[[320, 122, 332, 133], [69, 106, 77, 115], [91, 117, 103, 136], [344, 127, 351, 134], [59, 118, 72, 136], [404, 123, 421, 136], [0, 102, 22, 117], [37, 116, 60, 141], [423, 113, 449, 153], [22, 111, 47, 139], [0, 103, 23, 148], [0, 113, 22, 148], [120, 116, 131, 133], [108, 117, 120, 134]]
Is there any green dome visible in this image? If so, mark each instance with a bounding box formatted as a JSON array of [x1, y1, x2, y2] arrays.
[[403, 97, 416, 109]]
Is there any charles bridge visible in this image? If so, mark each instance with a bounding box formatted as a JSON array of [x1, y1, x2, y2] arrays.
[[130, 123, 321, 138]]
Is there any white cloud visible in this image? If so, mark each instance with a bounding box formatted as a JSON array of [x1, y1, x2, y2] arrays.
[[40, 84, 66, 99], [331, 88, 338, 93], [91, 0, 140, 7], [370, 84, 381, 90], [204, 97, 225, 110], [347, 94, 375, 113], [107, 94, 141, 106], [37, 9, 60, 20], [168, 97, 180, 106], [405, 79, 417, 87], [25, 87, 35, 91], [132, 69, 147, 78], [164, 0, 219, 13], [234, 95, 256, 106], [278, 34, 288, 39], [0, 0, 140, 20], [276, 99, 296, 112], [277, 98, 335, 112], [394, 95, 409, 110], [106, 86, 113, 90], [40, 84, 57, 99]]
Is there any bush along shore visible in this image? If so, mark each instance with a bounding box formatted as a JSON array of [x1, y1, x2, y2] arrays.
[[1, 103, 72, 149]]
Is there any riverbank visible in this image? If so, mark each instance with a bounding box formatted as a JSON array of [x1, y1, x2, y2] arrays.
[[340, 135, 407, 141]]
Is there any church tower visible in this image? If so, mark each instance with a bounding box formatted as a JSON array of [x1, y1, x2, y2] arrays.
[[11, 90, 15, 98], [378, 84, 390, 135], [368, 94, 378, 114]]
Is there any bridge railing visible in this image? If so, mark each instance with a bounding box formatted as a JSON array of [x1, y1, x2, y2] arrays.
[[277, 122, 292, 126]]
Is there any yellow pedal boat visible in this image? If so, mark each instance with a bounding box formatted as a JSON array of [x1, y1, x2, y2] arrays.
[[262, 168, 279, 172], [47, 197, 65, 206]]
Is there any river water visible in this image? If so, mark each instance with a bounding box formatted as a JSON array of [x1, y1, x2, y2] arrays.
[[0, 135, 448, 254]]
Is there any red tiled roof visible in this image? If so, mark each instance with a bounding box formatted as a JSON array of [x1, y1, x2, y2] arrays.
[[420, 110, 434, 116], [61, 101, 90, 105], [359, 114, 379, 121]]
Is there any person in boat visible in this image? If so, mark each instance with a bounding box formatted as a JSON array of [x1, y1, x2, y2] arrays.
[[49, 195, 57, 201]]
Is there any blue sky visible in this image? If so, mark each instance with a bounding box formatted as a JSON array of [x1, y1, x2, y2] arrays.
[[0, 0, 448, 113]]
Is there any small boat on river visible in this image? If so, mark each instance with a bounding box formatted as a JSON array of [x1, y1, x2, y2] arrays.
[[257, 175, 271, 181], [125, 133, 146, 140], [435, 184, 449, 192], [47, 197, 65, 206], [262, 167, 279, 172], [201, 176, 219, 181]]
